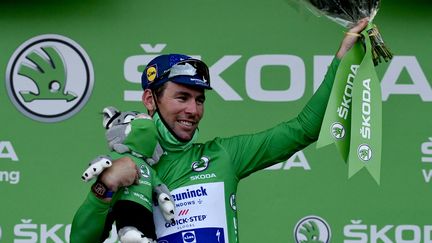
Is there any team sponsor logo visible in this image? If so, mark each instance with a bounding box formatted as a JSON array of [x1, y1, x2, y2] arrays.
[[155, 182, 227, 241], [190, 173, 216, 181], [294, 215, 331, 243], [140, 164, 150, 178], [178, 209, 190, 216], [132, 191, 151, 204], [229, 193, 237, 211], [182, 230, 197, 243], [139, 180, 151, 186], [172, 186, 208, 202], [357, 144, 372, 162], [331, 122, 345, 139], [166, 215, 207, 228], [146, 65, 157, 82], [216, 229, 222, 242], [175, 200, 196, 208], [6, 34, 94, 122], [172, 186, 209, 208], [191, 156, 210, 172]]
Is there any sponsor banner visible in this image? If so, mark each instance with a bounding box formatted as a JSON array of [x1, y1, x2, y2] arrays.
[[153, 182, 228, 242], [158, 228, 225, 243], [0, 0, 431, 242], [347, 26, 382, 184], [317, 25, 383, 184]]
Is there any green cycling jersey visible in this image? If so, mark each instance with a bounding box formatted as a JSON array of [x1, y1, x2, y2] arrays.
[[71, 57, 340, 243]]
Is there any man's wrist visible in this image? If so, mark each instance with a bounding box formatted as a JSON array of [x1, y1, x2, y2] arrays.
[[91, 180, 114, 200]]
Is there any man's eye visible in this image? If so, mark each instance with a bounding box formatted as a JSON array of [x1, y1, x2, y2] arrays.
[[197, 96, 205, 104]]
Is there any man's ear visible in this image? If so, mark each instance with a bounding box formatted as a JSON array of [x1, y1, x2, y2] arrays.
[[142, 89, 156, 115]]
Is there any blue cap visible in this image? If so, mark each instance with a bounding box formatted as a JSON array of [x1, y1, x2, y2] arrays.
[[141, 54, 212, 90]]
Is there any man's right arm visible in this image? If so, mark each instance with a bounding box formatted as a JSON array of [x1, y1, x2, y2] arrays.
[[70, 192, 111, 243], [71, 156, 139, 242]]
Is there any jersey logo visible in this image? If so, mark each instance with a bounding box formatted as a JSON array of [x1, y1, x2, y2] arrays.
[[191, 156, 210, 172], [182, 231, 196, 243], [140, 164, 150, 178], [229, 193, 237, 211]]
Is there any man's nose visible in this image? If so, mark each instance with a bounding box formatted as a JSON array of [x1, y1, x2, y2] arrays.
[[184, 100, 198, 115]]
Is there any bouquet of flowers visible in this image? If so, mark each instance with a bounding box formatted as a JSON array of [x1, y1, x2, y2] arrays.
[[298, 0, 392, 65]]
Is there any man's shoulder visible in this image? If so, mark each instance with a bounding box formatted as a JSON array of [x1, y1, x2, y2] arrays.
[[190, 136, 241, 153], [192, 137, 225, 147]]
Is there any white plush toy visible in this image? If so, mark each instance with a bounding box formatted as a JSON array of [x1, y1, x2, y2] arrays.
[[81, 107, 174, 243]]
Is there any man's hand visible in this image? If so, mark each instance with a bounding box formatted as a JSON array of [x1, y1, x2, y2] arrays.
[[99, 157, 140, 192], [336, 18, 369, 59]]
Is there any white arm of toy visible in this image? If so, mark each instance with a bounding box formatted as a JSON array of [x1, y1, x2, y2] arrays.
[[118, 227, 156, 243], [81, 155, 113, 182], [158, 193, 175, 223], [154, 184, 175, 223]]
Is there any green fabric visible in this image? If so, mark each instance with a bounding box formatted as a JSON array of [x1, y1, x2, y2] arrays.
[[153, 112, 199, 152], [154, 57, 340, 242], [317, 23, 382, 184], [70, 57, 340, 242], [70, 192, 110, 243], [124, 118, 158, 158], [109, 153, 157, 212], [71, 117, 163, 242], [348, 24, 382, 184], [317, 41, 364, 162]]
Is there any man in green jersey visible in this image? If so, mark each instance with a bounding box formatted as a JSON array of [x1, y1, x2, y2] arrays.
[[71, 19, 369, 243]]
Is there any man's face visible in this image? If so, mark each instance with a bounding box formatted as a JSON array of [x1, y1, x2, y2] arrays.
[[156, 82, 206, 141]]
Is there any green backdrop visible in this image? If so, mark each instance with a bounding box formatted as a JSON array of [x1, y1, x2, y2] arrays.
[[1, 0, 431, 242]]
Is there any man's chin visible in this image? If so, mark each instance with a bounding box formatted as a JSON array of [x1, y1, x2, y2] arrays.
[[174, 130, 196, 142]]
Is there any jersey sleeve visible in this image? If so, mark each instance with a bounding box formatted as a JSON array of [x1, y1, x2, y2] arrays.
[[218, 57, 340, 179], [70, 192, 111, 243]]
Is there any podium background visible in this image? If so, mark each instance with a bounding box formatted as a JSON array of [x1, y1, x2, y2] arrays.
[[1, 0, 431, 242]]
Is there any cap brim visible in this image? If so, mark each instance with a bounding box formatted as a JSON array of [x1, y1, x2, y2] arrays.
[[170, 76, 212, 90]]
